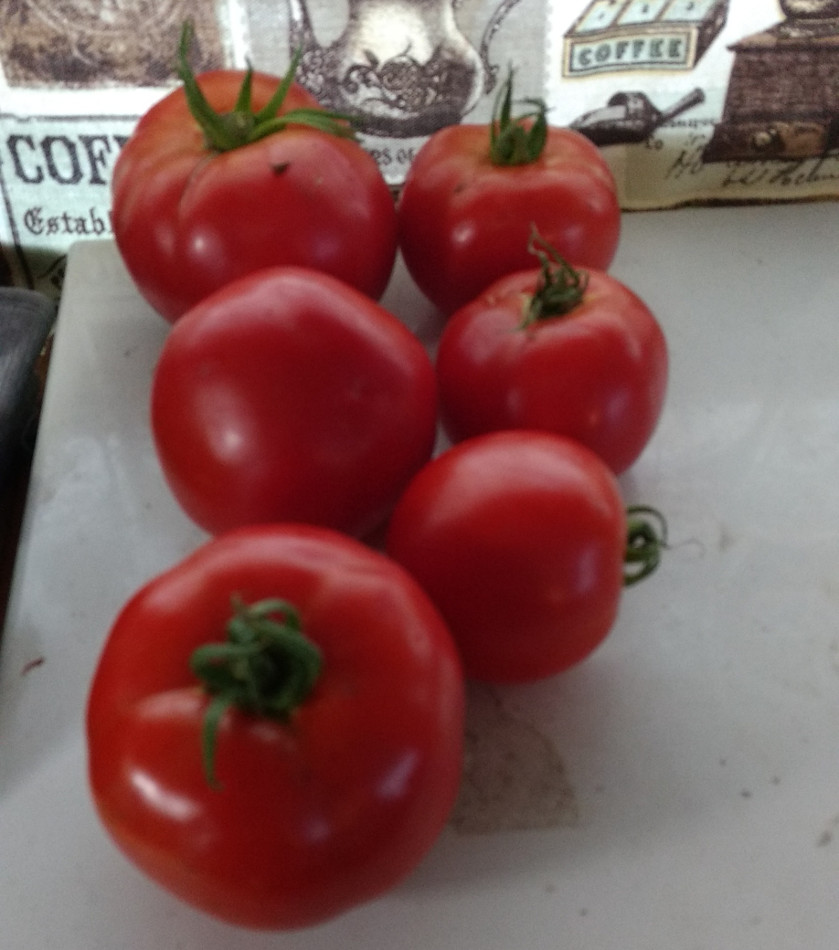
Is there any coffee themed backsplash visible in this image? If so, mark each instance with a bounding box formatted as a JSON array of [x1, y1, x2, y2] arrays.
[[0, 0, 836, 296]]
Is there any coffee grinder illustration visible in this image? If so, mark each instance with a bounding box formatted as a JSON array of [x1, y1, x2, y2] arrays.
[[704, 0, 839, 160], [286, 0, 522, 136]]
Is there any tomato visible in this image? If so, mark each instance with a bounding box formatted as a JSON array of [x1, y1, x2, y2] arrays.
[[112, 28, 398, 323], [150, 266, 438, 538], [435, 235, 668, 473], [86, 524, 465, 930], [386, 430, 651, 683], [397, 72, 621, 314]]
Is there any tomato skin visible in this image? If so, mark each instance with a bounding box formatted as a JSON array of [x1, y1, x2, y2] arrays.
[[86, 524, 465, 930], [396, 124, 620, 314], [150, 266, 438, 538], [386, 431, 626, 683], [112, 70, 398, 322], [435, 267, 668, 473]]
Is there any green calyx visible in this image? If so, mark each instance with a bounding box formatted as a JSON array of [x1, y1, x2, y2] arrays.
[[176, 21, 355, 152], [624, 506, 668, 586], [520, 228, 589, 327], [190, 597, 323, 789], [489, 67, 549, 166]]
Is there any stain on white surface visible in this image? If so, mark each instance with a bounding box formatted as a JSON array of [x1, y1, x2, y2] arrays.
[[452, 682, 578, 834]]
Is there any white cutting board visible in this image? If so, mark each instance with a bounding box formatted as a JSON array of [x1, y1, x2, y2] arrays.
[[2, 201, 839, 949]]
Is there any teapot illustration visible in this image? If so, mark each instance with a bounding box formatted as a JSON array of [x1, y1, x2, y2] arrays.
[[287, 0, 522, 136]]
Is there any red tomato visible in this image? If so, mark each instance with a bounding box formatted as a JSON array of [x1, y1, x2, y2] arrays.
[[112, 36, 397, 322], [86, 524, 465, 930], [435, 241, 668, 473], [386, 431, 629, 682], [397, 74, 621, 314], [150, 266, 438, 537]]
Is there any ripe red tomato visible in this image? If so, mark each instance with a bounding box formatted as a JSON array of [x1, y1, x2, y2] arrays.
[[86, 524, 465, 930], [112, 33, 397, 322], [150, 266, 438, 537], [386, 430, 630, 682], [396, 73, 621, 314], [435, 238, 668, 473]]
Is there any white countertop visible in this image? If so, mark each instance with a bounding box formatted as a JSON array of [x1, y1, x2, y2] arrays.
[[2, 200, 839, 948]]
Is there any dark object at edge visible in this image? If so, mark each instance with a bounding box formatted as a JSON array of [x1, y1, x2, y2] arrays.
[[0, 288, 57, 487]]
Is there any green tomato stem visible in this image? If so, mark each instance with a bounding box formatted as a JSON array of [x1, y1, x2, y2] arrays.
[[488, 68, 549, 166], [519, 227, 588, 326], [190, 597, 322, 789], [624, 505, 668, 586], [176, 20, 356, 152]]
